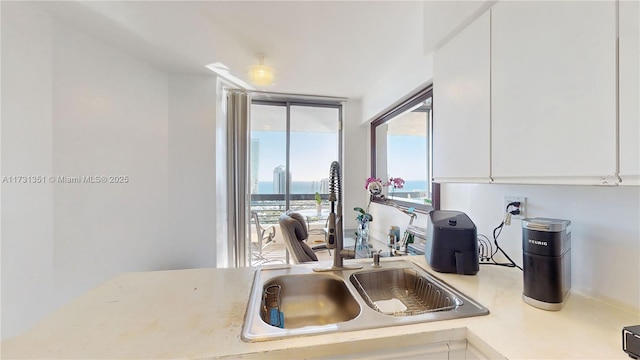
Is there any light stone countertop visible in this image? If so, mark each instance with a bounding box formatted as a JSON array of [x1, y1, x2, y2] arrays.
[[1, 256, 638, 359]]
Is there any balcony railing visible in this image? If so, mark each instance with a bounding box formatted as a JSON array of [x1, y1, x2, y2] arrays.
[[250, 191, 428, 226], [250, 194, 325, 225]]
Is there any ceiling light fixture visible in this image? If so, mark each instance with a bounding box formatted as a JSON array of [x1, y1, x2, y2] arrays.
[[248, 54, 275, 87]]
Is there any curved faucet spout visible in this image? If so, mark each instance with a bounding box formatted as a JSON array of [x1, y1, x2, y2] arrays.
[[315, 161, 362, 272]]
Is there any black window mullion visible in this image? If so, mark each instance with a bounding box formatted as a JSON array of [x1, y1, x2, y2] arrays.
[[285, 102, 291, 210]]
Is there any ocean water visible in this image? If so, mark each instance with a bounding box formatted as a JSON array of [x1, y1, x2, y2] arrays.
[[257, 181, 320, 194], [255, 180, 427, 194]]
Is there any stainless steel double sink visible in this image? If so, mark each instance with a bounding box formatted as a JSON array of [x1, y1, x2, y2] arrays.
[[241, 259, 489, 342]]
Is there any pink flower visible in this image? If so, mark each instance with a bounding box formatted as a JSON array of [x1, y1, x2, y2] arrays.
[[365, 176, 405, 192], [365, 177, 382, 190], [389, 177, 405, 190]]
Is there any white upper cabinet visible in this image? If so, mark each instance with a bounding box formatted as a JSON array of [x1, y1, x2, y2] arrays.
[[491, 1, 618, 185], [619, 0, 640, 186], [433, 11, 491, 183]]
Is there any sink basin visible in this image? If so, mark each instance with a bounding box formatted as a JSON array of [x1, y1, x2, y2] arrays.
[[350, 268, 462, 316], [261, 274, 360, 328], [242, 260, 489, 342], [242, 266, 363, 341]]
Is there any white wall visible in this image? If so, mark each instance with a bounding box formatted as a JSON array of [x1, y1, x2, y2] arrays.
[[168, 75, 217, 269], [1, 1, 55, 341], [1, 2, 219, 339], [368, 202, 429, 247], [361, 50, 434, 123], [51, 20, 170, 305], [342, 99, 369, 230], [423, 0, 496, 52]]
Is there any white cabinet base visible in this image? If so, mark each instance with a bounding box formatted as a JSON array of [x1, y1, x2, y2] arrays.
[[491, 175, 619, 186]]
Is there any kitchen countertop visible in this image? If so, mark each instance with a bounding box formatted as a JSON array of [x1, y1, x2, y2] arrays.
[[1, 256, 638, 359]]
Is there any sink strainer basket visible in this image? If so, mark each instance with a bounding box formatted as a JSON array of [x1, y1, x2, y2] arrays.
[[262, 284, 284, 328], [351, 268, 462, 316]]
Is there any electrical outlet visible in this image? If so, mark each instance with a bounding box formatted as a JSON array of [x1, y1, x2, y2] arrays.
[[504, 196, 526, 220]]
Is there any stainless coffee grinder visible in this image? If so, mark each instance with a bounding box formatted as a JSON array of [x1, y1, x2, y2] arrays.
[[521, 218, 572, 310]]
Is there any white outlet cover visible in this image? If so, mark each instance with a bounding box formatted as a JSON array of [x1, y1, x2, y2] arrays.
[[504, 196, 526, 219]]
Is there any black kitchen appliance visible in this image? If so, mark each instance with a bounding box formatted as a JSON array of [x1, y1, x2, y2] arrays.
[[623, 325, 640, 359], [522, 218, 572, 311], [425, 210, 479, 275]]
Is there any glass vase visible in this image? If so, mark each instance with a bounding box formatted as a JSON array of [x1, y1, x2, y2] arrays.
[[356, 221, 371, 258]]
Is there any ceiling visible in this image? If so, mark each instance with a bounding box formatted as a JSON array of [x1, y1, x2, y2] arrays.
[[35, 1, 488, 100]]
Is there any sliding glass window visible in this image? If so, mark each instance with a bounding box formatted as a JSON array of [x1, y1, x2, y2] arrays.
[[249, 100, 341, 261], [289, 105, 339, 197]]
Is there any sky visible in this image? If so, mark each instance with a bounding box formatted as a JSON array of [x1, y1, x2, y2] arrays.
[[250, 101, 428, 186], [251, 131, 427, 183], [387, 134, 428, 180], [252, 131, 338, 182]]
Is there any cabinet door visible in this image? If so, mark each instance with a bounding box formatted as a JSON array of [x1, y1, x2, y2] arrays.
[[619, 0, 640, 186], [433, 11, 491, 183], [491, 1, 617, 185]]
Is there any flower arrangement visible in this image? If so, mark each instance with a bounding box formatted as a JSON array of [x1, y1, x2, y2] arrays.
[[355, 176, 405, 223], [354, 176, 405, 247], [387, 177, 405, 198], [354, 177, 381, 226], [365, 177, 382, 191], [388, 177, 405, 190]]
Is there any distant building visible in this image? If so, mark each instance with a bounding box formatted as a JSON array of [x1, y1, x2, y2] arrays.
[[273, 165, 286, 194], [320, 178, 329, 194]]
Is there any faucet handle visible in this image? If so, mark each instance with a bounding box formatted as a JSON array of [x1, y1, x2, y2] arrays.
[[372, 250, 382, 268]]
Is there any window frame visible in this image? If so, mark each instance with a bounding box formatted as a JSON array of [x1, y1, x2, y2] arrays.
[[370, 85, 439, 213], [251, 98, 343, 210]]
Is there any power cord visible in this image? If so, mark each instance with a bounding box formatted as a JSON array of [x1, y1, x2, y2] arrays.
[[477, 234, 492, 262], [478, 201, 523, 270]]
